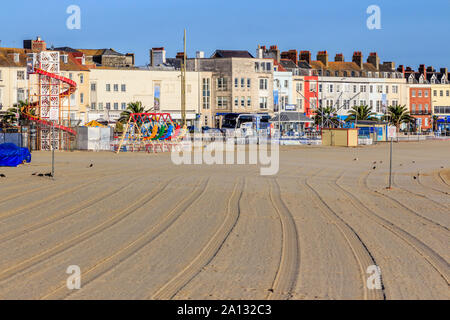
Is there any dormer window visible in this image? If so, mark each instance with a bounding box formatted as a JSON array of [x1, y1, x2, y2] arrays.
[[13, 53, 20, 63], [61, 55, 68, 64], [351, 71, 355, 77]]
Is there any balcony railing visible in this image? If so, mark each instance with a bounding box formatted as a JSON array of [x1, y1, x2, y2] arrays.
[[411, 110, 431, 115]]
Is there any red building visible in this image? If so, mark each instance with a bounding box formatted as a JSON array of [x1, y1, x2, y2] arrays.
[[409, 85, 432, 131]]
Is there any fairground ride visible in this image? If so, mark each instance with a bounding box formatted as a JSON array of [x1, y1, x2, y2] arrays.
[[22, 51, 77, 150]]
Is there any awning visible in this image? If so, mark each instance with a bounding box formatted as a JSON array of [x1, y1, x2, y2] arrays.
[[271, 112, 313, 123]]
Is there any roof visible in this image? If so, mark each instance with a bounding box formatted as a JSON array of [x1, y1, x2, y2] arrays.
[[310, 60, 378, 72], [271, 112, 313, 123], [273, 59, 287, 72], [0, 47, 89, 71], [279, 59, 298, 70], [211, 50, 254, 58]]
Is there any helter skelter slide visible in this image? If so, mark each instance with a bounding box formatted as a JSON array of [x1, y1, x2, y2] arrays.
[[23, 51, 77, 150]]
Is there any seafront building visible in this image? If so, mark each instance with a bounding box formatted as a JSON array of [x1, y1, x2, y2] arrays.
[[1, 36, 449, 132]]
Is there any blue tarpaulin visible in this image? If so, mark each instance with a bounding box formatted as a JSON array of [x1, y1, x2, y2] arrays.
[[0, 143, 31, 167]]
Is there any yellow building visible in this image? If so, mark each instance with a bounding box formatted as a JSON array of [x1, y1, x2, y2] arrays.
[[431, 83, 450, 131]]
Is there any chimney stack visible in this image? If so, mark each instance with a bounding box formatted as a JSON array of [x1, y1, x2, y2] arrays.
[[426, 66, 434, 73], [317, 51, 328, 67], [299, 51, 311, 65], [367, 52, 380, 70], [334, 53, 344, 62], [281, 49, 298, 64], [150, 47, 166, 66], [176, 52, 186, 60], [196, 51, 204, 59], [352, 51, 363, 69], [268, 45, 281, 62], [397, 64, 405, 75], [440, 67, 448, 75], [418, 64, 426, 78]]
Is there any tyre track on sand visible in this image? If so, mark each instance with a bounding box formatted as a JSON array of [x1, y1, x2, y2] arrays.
[[266, 178, 299, 300], [417, 171, 450, 197], [304, 171, 385, 300], [437, 170, 450, 188], [0, 166, 175, 244], [41, 177, 210, 300], [348, 173, 450, 285], [392, 173, 448, 210], [0, 165, 140, 204], [0, 177, 175, 283], [363, 171, 449, 232], [152, 177, 244, 300]]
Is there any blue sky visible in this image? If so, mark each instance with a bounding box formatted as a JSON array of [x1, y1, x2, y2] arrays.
[[0, 0, 449, 69]]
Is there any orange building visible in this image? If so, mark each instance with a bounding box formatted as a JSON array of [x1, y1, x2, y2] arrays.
[[408, 84, 432, 131]]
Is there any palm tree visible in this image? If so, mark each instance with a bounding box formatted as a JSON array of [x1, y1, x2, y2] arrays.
[[313, 106, 340, 128], [118, 101, 148, 124], [432, 115, 439, 132], [345, 105, 377, 122], [384, 105, 413, 133]]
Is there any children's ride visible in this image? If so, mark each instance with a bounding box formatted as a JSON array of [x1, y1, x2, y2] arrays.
[[115, 113, 187, 153], [24, 51, 77, 150]]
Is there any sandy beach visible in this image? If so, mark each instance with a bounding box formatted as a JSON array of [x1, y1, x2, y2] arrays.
[[0, 140, 448, 300]]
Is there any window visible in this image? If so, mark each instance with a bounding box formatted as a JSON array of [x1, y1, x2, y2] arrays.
[[106, 84, 111, 92], [241, 78, 245, 88], [329, 84, 333, 93], [241, 97, 245, 107], [91, 83, 96, 91], [114, 84, 119, 92], [247, 97, 251, 107], [259, 97, 268, 109], [412, 90, 416, 97], [204, 116, 208, 126], [266, 62, 271, 71], [424, 104, 429, 113], [296, 82, 302, 92], [309, 82, 317, 92], [217, 78, 227, 90], [17, 71, 25, 80], [433, 90, 437, 96], [377, 85, 383, 93], [234, 78, 238, 88], [360, 85, 366, 93], [418, 104, 422, 111], [447, 90, 449, 97], [217, 96, 228, 109], [284, 80, 288, 88], [376, 100, 380, 112], [425, 90, 429, 97], [412, 104, 416, 113], [353, 85, 357, 93], [202, 78, 210, 109], [297, 98, 303, 109], [121, 84, 126, 92], [255, 62, 260, 72], [370, 85, 373, 93], [392, 85, 398, 94], [234, 97, 239, 107], [0, 70, 2, 80], [98, 103, 104, 111], [106, 103, 111, 110], [319, 84, 322, 93], [440, 90, 444, 97], [121, 103, 126, 110], [247, 78, 251, 88], [69, 73, 73, 80], [80, 93, 84, 104], [80, 74, 84, 84], [17, 88, 25, 102], [370, 100, 374, 109], [114, 103, 119, 110], [91, 103, 96, 110], [418, 90, 422, 97], [259, 78, 268, 90], [386, 85, 389, 94]]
